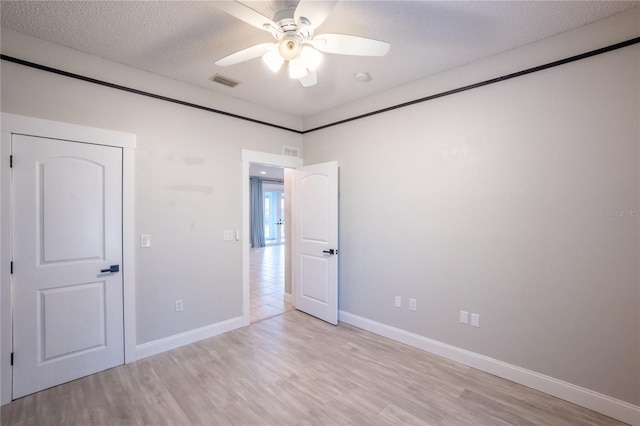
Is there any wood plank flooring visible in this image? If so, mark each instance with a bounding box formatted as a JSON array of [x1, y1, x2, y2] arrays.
[[1, 310, 624, 425]]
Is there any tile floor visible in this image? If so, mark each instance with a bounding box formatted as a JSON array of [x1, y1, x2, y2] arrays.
[[250, 244, 294, 323]]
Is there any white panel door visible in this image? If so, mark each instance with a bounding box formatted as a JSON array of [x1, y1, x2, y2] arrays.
[[12, 134, 124, 399], [293, 162, 338, 325]]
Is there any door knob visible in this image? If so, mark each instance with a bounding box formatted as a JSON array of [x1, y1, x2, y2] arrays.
[[322, 249, 338, 255], [100, 265, 120, 273]]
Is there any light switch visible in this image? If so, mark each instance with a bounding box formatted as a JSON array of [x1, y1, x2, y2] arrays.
[[223, 230, 234, 241], [460, 310, 469, 324], [140, 234, 151, 248], [409, 298, 417, 311], [471, 313, 480, 327]]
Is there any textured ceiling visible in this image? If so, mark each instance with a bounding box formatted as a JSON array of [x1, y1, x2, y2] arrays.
[[1, 1, 638, 118]]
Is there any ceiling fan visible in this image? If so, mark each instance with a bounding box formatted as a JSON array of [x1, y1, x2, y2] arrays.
[[214, 0, 390, 87]]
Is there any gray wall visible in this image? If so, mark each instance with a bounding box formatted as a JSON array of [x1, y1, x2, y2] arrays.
[[1, 8, 639, 408], [304, 34, 639, 405], [0, 31, 303, 344]]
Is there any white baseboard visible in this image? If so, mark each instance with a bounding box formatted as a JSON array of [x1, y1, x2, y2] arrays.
[[284, 292, 292, 304], [136, 316, 244, 360], [338, 310, 639, 426]]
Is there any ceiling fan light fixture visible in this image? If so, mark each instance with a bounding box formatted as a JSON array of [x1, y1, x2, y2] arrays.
[[288, 58, 308, 79], [300, 46, 322, 71], [214, 0, 390, 89], [262, 48, 284, 72], [279, 37, 300, 61]]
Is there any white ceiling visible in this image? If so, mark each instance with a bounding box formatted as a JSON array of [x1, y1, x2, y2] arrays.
[[1, 1, 637, 118], [249, 163, 285, 179]]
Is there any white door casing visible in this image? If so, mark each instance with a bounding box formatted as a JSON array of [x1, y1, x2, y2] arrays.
[[12, 135, 124, 399], [0, 112, 136, 405], [293, 161, 339, 325]]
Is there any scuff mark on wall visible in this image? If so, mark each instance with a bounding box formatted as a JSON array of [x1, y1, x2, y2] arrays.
[[183, 156, 205, 166], [164, 184, 215, 194]]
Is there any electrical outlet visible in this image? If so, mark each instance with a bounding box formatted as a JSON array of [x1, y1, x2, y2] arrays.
[[409, 298, 417, 311], [460, 310, 469, 324], [175, 299, 183, 312], [394, 296, 401, 308], [471, 313, 480, 327]]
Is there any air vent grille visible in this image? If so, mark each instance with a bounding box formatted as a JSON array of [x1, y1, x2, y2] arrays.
[[283, 146, 300, 158], [210, 74, 240, 88]]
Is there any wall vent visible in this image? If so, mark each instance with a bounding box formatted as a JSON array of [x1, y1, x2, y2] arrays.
[[210, 74, 240, 88], [283, 146, 300, 158]]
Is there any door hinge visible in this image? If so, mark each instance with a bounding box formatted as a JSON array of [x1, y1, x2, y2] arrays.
[[10, 352, 13, 366], [10, 261, 13, 274], [9, 155, 13, 168]]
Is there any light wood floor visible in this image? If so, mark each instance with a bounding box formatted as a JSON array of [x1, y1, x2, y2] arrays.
[[250, 245, 293, 323], [1, 310, 623, 426]]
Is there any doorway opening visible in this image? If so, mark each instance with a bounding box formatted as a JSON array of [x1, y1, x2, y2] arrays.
[[241, 150, 302, 326], [263, 186, 285, 246], [242, 151, 339, 327], [248, 163, 293, 322]]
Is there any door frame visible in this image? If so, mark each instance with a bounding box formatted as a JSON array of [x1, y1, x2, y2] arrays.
[[0, 113, 137, 405], [241, 150, 302, 326]]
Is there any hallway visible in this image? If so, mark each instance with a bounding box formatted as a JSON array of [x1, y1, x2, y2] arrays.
[[250, 245, 293, 323]]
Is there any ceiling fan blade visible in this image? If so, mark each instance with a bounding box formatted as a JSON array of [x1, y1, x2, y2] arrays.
[[215, 43, 276, 67], [311, 34, 390, 56], [294, 0, 338, 30], [299, 70, 317, 87], [215, 0, 277, 32]]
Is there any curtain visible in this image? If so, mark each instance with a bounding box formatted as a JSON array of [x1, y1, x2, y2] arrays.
[[250, 177, 265, 248]]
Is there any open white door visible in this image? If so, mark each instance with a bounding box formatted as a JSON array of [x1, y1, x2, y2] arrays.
[[293, 161, 338, 325], [11, 135, 124, 399]]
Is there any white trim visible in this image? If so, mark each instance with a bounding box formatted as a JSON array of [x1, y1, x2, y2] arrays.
[[339, 310, 640, 426], [0, 128, 12, 405], [0, 113, 136, 149], [122, 148, 136, 364], [241, 150, 302, 327], [284, 292, 292, 304], [242, 150, 302, 170], [136, 316, 244, 360], [0, 113, 136, 405]]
